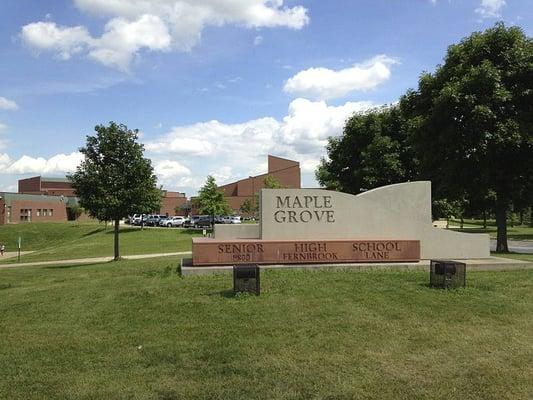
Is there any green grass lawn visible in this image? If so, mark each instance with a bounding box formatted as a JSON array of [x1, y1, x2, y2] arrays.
[[0, 222, 199, 263], [1, 258, 532, 399], [450, 219, 533, 241], [492, 252, 533, 262]]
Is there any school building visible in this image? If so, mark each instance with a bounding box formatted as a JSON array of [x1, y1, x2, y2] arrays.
[[218, 155, 301, 213], [0, 155, 301, 224], [1, 176, 187, 224]]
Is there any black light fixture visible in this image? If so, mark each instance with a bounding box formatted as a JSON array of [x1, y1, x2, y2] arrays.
[[430, 260, 466, 289], [233, 264, 260, 295]]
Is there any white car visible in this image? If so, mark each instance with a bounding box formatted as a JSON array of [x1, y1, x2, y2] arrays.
[[223, 215, 242, 224], [131, 214, 145, 225], [161, 216, 186, 227]]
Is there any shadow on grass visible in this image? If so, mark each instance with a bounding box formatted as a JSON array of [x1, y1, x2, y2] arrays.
[[507, 233, 533, 241], [105, 227, 142, 235], [451, 228, 493, 234], [180, 228, 211, 235], [219, 289, 236, 298], [82, 228, 107, 237]]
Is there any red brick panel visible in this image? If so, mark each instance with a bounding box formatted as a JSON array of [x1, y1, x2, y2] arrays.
[[18, 177, 41, 193], [4, 199, 67, 224]]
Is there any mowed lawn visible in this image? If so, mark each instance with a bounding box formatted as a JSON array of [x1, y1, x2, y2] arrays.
[[452, 219, 533, 241], [0, 222, 198, 263], [1, 258, 532, 399]]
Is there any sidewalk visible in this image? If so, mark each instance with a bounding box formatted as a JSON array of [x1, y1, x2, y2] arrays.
[[0, 251, 191, 270]]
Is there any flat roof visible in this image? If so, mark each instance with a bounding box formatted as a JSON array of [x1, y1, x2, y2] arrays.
[[41, 176, 71, 183], [0, 192, 69, 204]]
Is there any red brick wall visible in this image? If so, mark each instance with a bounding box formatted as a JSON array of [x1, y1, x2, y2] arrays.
[[160, 195, 187, 216], [268, 155, 299, 173], [18, 177, 41, 193], [1, 199, 67, 224], [41, 180, 76, 196], [215, 155, 301, 215]]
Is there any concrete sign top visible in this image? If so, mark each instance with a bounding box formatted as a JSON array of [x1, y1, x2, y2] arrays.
[[260, 182, 431, 240], [256, 181, 489, 259]]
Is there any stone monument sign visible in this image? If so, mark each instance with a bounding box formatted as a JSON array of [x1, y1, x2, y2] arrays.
[[192, 181, 490, 266]]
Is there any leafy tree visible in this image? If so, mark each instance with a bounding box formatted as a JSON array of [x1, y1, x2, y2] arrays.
[[67, 203, 84, 223], [197, 175, 231, 225], [316, 105, 417, 194], [263, 175, 284, 189], [406, 23, 533, 252], [69, 122, 161, 260], [240, 198, 257, 217], [432, 198, 455, 227]]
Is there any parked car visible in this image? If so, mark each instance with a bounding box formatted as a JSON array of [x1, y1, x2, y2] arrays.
[[184, 215, 212, 228], [145, 214, 167, 226], [161, 216, 186, 227], [131, 214, 147, 225], [222, 215, 242, 224]]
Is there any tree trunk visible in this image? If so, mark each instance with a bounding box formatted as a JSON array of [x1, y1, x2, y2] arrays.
[[114, 218, 120, 261], [495, 201, 509, 253], [460, 215, 464, 229], [530, 206, 533, 227], [483, 210, 487, 229], [519, 209, 524, 226]]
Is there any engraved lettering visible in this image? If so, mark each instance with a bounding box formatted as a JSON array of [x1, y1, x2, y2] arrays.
[[276, 196, 290, 208]]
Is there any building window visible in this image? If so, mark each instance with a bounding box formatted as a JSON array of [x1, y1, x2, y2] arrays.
[[7, 206, 11, 223], [37, 209, 41, 217], [43, 209, 48, 217], [49, 209, 53, 217], [20, 208, 32, 222]]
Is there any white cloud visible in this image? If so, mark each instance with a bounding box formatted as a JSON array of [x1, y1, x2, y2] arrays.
[[4, 152, 83, 175], [279, 98, 373, 153], [475, 0, 506, 18], [21, 16, 171, 71], [254, 35, 263, 46], [21, 0, 309, 71], [0, 97, 18, 110], [145, 98, 375, 192], [0, 153, 12, 170], [88, 15, 172, 70], [21, 22, 92, 60], [0, 123, 7, 132], [283, 55, 398, 100], [153, 159, 192, 187], [154, 160, 191, 179]]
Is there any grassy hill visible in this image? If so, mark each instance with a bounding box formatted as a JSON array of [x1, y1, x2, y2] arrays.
[[0, 222, 198, 263], [0, 258, 531, 399]]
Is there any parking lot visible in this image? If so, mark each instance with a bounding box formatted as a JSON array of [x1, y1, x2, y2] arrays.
[[126, 214, 247, 229]]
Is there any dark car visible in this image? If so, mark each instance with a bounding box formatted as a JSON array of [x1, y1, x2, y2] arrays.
[[145, 215, 167, 226], [184, 215, 212, 228]]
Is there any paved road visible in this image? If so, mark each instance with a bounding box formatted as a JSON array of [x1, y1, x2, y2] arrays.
[[490, 240, 533, 254], [0, 251, 191, 269]]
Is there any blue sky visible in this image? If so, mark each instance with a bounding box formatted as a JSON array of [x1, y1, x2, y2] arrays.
[[0, 0, 531, 194]]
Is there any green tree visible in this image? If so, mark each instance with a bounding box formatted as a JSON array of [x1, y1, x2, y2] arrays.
[[67, 203, 84, 223], [263, 175, 284, 189], [197, 176, 231, 226], [240, 198, 257, 217], [68, 122, 161, 260], [406, 23, 533, 252], [316, 105, 417, 194]]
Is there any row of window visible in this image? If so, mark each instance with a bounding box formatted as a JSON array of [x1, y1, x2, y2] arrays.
[[36, 209, 54, 217], [18, 208, 54, 222]]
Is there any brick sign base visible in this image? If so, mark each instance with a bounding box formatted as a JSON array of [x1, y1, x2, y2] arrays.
[[192, 238, 420, 266]]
